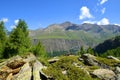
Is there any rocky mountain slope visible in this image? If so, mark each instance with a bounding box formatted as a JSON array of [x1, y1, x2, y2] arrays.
[[30, 22, 120, 53], [1, 53, 120, 80]]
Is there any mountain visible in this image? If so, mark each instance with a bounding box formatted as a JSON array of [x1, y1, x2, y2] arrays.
[[29, 22, 120, 54]]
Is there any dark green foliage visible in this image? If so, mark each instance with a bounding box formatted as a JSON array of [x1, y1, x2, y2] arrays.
[[16, 19, 29, 36], [3, 19, 31, 58], [101, 47, 120, 57], [94, 36, 120, 53], [32, 41, 46, 57], [0, 21, 7, 58]]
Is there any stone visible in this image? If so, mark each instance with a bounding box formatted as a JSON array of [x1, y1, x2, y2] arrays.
[[48, 57, 59, 64], [7, 60, 25, 69], [92, 69, 116, 80], [23, 53, 36, 63], [114, 67, 120, 74], [12, 63, 32, 80], [81, 54, 110, 69], [6, 73, 13, 80], [0, 55, 22, 68], [33, 60, 44, 80], [114, 67, 120, 80], [107, 56, 120, 61]]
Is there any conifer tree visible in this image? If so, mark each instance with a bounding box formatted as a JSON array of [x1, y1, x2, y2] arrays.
[[0, 21, 7, 58], [4, 19, 31, 58], [33, 41, 46, 57]]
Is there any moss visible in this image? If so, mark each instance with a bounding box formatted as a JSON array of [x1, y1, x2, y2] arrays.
[[0, 59, 6, 63], [42, 55, 100, 80], [96, 57, 120, 67], [38, 57, 49, 66], [42, 66, 68, 80], [67, 66, 92, 80]]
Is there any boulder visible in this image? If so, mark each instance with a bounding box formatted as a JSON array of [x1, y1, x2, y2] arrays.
[[6, 73, 13, 80], [12, 63, 32, 80], [7, 60, 25, 69], [92, 69, 116, 80], [81, 54, 110, 69], [0, 55, 22, 68], [107, 56, 120, 61], [48, 57, 59, 64], [114, 67, 120, 80], [81, 54, 97, 66], [23, 53, 36, 63], [33, 60, 44, 80]]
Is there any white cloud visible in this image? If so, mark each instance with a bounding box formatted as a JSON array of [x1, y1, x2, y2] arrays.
[[0, 18, 8, 23], [79, 6, 93, 20], [14, 19, 19, 24], [100, 0, 108, 5], [101, 8, 106, 14], [97, 18, 109, 25], [82, 18, 110, 25]]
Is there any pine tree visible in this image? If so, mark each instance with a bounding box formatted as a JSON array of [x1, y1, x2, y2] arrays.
[[33, 41, 46, 57], [4, 19, 31, 58], [0, 21, 7, 58]]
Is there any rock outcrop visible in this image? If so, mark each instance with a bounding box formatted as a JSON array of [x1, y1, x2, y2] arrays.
[[81, 54, 110, 69], [1, 53, 120, 80], [92, 69, 116, 80], [0, 53, 47, 80]]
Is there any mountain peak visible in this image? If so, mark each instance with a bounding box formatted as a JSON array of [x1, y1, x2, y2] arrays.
[[60, 21, 73, 28]]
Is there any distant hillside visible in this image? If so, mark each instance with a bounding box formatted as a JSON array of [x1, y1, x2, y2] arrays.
[[94, 36, 120, 54], [29, 22, 120, 53]]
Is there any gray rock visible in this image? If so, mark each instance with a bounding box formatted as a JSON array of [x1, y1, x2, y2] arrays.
[[0, 55, 22, 68], [81, 54, 110, 69], [12, 63, 32, 80], [114, 67, 120, 74], [116, 74, 120, 80], [92, 69, 116, 80], [107, 56, 120, 61], [48, 57, 59, 64], [23, 53, 36, 63], [33, 60, 44, 80], [114, 67, 120, 80]]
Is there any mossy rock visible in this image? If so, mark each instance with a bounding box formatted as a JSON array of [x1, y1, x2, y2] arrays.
[[96, 57, 120, 67]]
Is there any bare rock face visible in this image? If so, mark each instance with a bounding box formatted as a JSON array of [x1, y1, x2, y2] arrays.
[[92, 69, 116, 80]]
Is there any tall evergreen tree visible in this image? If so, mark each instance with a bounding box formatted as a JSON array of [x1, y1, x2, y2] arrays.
[[4, 19, 31, 58], [33, 41, 46, 57], [0, 21, 7, 58]]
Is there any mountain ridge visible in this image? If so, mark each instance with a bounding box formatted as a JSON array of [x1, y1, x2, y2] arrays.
[[29, 22, 120, 53]]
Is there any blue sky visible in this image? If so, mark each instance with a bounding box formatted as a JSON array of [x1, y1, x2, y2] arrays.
[[0, 0, 120, 30]]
